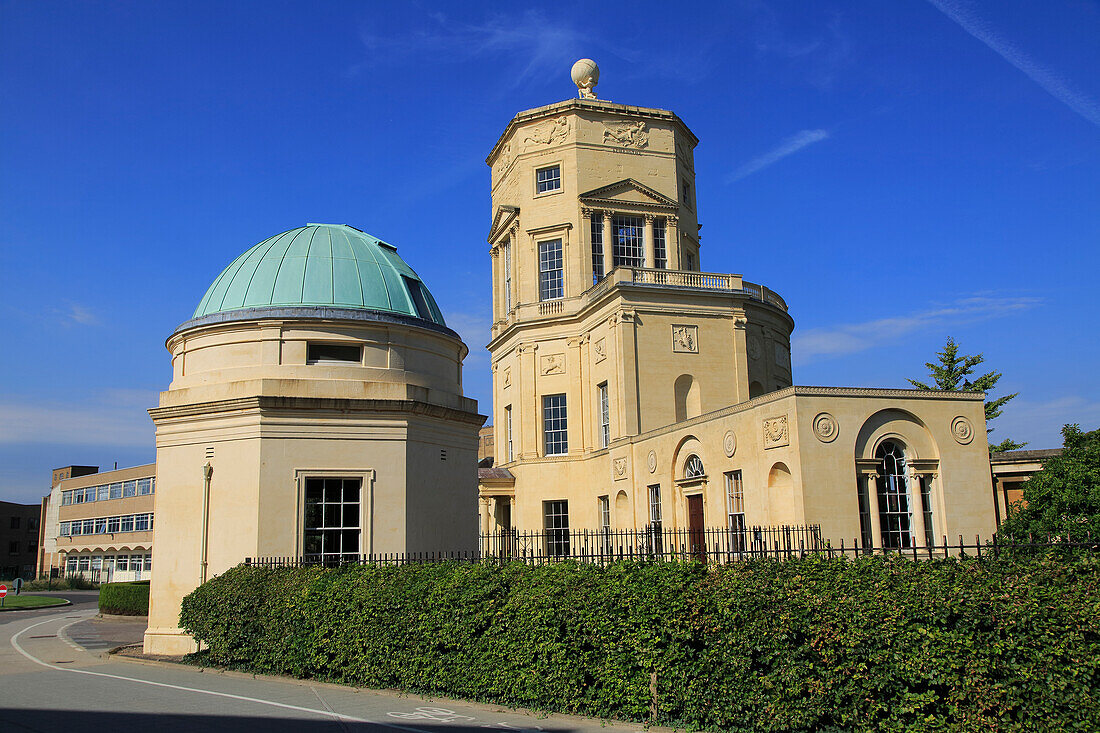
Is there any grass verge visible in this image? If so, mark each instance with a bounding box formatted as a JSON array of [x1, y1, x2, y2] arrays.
[[0, 594, 70, 611]]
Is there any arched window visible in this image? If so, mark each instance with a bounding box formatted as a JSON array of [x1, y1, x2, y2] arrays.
[[876, 441, 912, 549], [684, 454, 705, 479]]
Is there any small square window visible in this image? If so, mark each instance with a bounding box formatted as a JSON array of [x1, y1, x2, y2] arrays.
[[536, 165, 561, 194], [307, 343, 362, 365]]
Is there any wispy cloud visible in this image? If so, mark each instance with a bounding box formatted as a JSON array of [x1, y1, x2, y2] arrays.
[[53, 302, 100, 327], [793, 295, 1040, 365], [354, 11, 588, 91], [727, 129, 830, 183], [444, 309, 493, 413], [927, 0, 1100, 127], [0, 390, 159, 448], [992, 395, 1100, 448], [446, 310, 492, 360], [752, 12, 852, 90]]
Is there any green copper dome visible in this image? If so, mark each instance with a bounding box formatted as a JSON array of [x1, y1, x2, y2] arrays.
[[192, 224, 446, 326]]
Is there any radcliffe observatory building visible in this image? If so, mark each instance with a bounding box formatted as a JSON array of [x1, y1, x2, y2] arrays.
[[144, 223, 484, 655]]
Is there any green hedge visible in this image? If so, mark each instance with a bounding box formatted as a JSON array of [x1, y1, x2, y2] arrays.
[[181, 556, 1100, 731], [99, 580, 150, 615]]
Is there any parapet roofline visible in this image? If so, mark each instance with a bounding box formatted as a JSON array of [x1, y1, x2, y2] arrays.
[[486, 98, 699, 165]]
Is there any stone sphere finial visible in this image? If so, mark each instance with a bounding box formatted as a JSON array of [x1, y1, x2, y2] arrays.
[[571, 58, 599, 99]]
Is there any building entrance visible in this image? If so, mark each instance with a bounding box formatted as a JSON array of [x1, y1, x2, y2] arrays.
[[687, 494, 705, 560]]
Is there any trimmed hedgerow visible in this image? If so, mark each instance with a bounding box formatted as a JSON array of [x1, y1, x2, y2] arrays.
[[99, 580, 150, 615], [180, 556, 1100, 731]]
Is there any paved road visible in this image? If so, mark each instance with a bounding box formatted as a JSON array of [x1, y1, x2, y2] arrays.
[[0, 606, 664, 733]]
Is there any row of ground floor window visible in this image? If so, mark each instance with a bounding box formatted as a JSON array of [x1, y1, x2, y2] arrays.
[[64, 552, 152, 581], [494, 439, 938, 555]]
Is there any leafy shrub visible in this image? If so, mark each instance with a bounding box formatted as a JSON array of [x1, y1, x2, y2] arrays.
[[99, 580, 150, 615], [181, 555, 1100, 731], [5, 576, 98, 591]]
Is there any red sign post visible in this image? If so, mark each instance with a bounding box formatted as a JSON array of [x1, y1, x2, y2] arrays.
[[0, 585, 7, 608]]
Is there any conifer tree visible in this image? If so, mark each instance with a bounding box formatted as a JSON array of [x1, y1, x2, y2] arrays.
[[908, 337, 1025, 453]]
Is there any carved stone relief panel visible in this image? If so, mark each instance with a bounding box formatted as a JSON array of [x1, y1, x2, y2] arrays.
[[672, 325, 698, 353], [603, 120, 649, 149], [522, 116, 569, 148], [613, 456, 629, 481], [812, 412, 838, 443], [540, 354, 565, 376], [951, 416, 974, 445], [723, 430, 737, 457], [774, 342, 791, 372], [503, 367, 511, 389], [593, 338, 607, 363], [763, 415, 790, 449], [748, 336, 763, 361], [493, 140, 514, 179], [647, 450, 657, 473]]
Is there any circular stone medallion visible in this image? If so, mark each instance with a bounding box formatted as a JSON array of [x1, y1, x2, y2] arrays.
[[813, 412, 839, 443], [647, 450, 657, 473], [951, 416, 974, 445], [723, 430, 737, 457]]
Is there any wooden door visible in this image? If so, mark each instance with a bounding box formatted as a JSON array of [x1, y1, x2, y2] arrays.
[[687, 494, 705, 561]]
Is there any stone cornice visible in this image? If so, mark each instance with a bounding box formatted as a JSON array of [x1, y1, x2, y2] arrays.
[[625, 386, 986, 444], [169, 307, 463, 346], [149, 395, 486, 426], [487, 98, 698, 165]]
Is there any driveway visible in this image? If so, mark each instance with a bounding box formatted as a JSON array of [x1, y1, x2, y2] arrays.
[[1, 606, 669, 733]]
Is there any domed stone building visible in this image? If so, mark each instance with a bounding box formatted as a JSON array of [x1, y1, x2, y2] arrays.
[[144, 223, 484, 655]]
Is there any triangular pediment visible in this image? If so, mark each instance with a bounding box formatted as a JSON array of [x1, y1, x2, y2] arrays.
[[578, 178, 678, 210], [487, 205, 519, 243]]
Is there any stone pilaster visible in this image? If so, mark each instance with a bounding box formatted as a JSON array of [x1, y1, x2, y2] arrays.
[[644, 214, 655, 269]]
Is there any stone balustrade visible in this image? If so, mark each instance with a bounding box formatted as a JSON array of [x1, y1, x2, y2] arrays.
[[492, 266, 788, 337]]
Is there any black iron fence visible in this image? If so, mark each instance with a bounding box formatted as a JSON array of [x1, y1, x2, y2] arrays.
[[479, 524, 825, 562], [243, 526, 1099, 569]]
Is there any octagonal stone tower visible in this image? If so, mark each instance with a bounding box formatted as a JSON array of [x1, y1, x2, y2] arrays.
[[481, 67, 795, 534], [144, 224, 484, 655]]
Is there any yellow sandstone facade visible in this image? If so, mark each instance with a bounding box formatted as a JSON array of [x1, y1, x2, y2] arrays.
[[480, 65, 997, 550], [144, 225, 485, 655]]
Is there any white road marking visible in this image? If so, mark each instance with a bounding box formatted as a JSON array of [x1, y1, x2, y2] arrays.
[[9, 613, 439, 732]]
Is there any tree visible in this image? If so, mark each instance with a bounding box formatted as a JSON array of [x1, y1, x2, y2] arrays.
[[908, 337, 1025, 452], [998, 424, 1100, 539]]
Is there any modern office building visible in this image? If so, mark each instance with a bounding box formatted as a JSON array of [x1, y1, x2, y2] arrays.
[[38, 464, 157, 581], [1, 501, 42, 580], [478, 61, 997, 550]]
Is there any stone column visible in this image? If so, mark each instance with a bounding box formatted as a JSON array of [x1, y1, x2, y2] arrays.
[[490, 246, 501, 320], [643, 214, 655, 269], [617, 310, 640, 435], [732, 313, 750, 403], [518, 343, 539, 458], [667, 216, 680, 269], [566, 336, 585, 453], [602, 210, 613, 275], [480, 497, 491, 536], [908, 471, 927, 550], [508, 224, 520, 310], [866, 473, 882, 552], [581, 208, 594, 285]]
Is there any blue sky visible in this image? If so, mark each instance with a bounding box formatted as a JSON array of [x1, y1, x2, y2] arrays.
[[1, 1, 1098, 503]]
